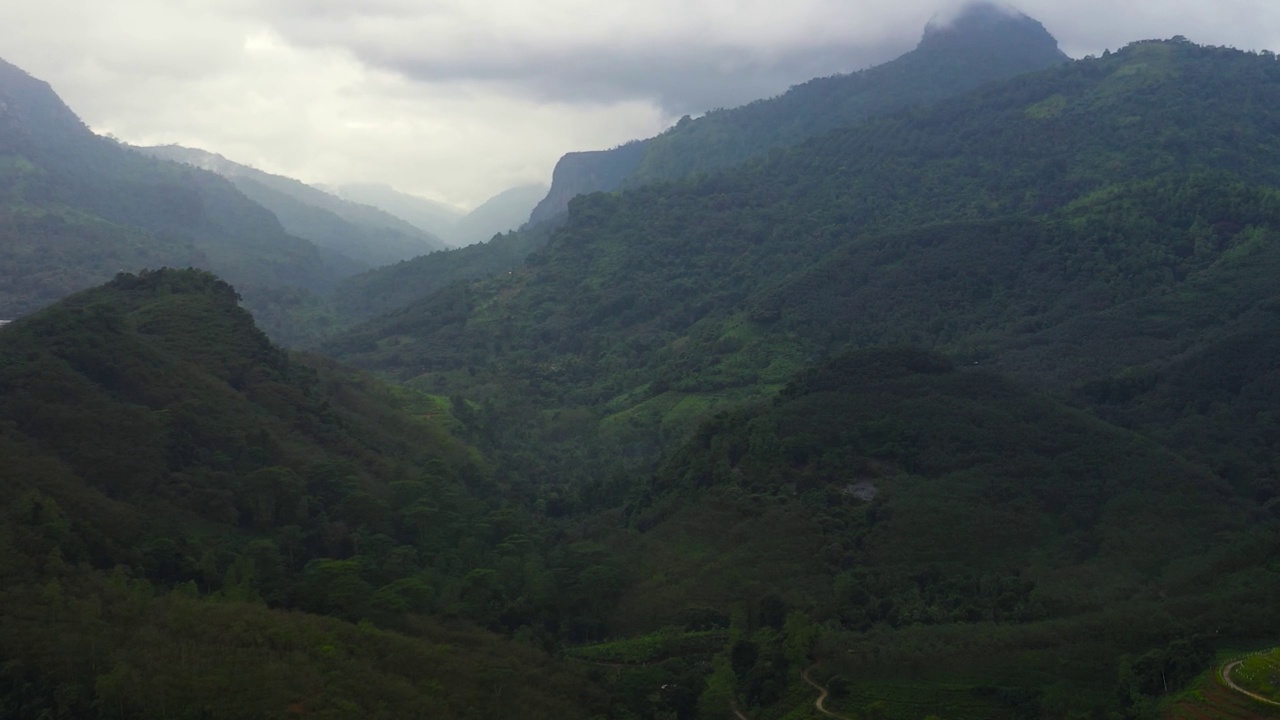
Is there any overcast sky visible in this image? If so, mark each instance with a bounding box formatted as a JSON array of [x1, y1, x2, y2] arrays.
[[1, 1, 1277, 209]]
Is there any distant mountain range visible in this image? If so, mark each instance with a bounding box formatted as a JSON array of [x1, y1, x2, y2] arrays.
[[330, 181, 548, 247], [0, 56, 355, 337], [138, 145, 449, 267], [327, 182, 466, 241], [0, 54, 547, 342]]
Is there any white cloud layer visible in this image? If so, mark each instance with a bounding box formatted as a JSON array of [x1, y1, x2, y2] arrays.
[[1, 0, 1277, 207]]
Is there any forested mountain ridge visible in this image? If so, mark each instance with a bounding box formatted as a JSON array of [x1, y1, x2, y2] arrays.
[[0, 268, 608, 718], [526, 0, 1068, 224], [139, 144, 448, 266], [0, 57, 359, 341], [333, 1, 1071, 329]]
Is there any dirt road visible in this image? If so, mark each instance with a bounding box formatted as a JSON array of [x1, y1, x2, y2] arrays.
[[1220, 657, 1280, 708], [801, 666, 855, 720]]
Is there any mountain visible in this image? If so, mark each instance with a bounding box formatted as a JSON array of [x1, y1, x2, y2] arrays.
[[331, 2, 1071, 328], [526, 0, 1068, 224], [0, 268, 608, 718], [329, 182, 466, 245], [139, 145, 447, 266], [328, 182, 548, 248], [451, 183, 549, 246], [0, 57, 355, 338]]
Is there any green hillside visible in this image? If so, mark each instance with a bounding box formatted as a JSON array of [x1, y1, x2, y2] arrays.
[[593, 350, 1279, 718], [0, 269, 609, 718]]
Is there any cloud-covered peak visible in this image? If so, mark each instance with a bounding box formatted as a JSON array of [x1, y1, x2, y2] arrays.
[[918, 2, 1064, 59], [925, 1, 1026, 31]]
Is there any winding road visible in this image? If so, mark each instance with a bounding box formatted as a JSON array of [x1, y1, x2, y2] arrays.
[[1220, 655, 1280, 708], [801, 666, 855, 720], [728, 666, 854, 720]]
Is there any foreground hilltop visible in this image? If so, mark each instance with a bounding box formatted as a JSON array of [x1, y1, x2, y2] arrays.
[[0, 268, 607, 718]]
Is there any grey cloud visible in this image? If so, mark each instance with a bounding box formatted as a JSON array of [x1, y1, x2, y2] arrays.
[[370, 40, 910, 115], [249, 0, 1280, 113], [2, 0, 1279, 208], [249, 0, 929, 113]]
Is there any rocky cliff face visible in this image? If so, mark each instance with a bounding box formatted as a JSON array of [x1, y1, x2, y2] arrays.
[[526, 141, 649, 226]]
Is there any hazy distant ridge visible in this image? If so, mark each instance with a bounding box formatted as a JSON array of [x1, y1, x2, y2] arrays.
[[139, 145, 448, 266]]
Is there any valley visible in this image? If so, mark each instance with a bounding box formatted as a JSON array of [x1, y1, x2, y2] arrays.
[[1, 2, 1279, 719]]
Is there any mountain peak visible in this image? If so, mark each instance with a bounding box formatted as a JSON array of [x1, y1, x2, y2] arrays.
[[919, 2, 1064, 58], [0, 57, 91, 148]]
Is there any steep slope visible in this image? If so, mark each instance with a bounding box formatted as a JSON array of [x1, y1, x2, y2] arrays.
[[140, 145, 447, 266], [527, 0, 1068, 224], [0, 57, 354, 338], [452, 183, 550, 246], [330, 182, 466, 244], [0, 268, 607, 718]]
